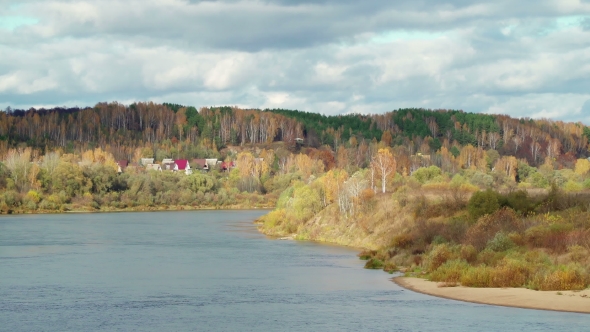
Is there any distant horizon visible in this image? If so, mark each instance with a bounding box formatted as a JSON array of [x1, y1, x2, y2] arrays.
[[3, 102, 589, 127]]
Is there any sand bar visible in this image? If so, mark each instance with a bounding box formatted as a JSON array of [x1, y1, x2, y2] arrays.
[[393, 277, 590, 314]]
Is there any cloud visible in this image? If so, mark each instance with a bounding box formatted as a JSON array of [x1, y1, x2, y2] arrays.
[[0, 0, 588, 125]]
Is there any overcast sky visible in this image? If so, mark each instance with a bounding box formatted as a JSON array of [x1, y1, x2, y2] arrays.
[[1, 0, 589, 123]]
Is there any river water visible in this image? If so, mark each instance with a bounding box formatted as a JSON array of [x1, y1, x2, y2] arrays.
[[1, 211, 588, 331]]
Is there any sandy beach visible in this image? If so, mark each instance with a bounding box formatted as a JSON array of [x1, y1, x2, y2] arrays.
[[393, 277, 590, 314]]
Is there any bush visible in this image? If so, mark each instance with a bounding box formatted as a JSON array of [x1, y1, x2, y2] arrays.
[[531, 265, 589, 291], [424, 244, 453, 272], [429, 259, 469, 283], [412, 166, 442, 184], [358, 250, 377, 260], [490, 258, 531, 287], [486, 232, 516, 252], [391, 234, 414, 249], [461, 265, 494, 287], [364, 258, 384, 269], [501, 190, 535, 215], [465, 208, 519, 250], [468, 190, 502, 220], [460, 245, 478, 263]]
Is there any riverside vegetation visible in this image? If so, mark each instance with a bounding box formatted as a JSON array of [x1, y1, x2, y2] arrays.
[[2, 103, 590, 290]]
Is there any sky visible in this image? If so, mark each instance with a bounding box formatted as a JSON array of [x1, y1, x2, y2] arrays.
[[0, 0, 589, 124]]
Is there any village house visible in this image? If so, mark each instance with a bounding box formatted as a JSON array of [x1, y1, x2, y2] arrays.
[[116, 160, 128, 173], [162, 160, 175, 171], [192, 158, 208, 171], [174, 159, 192, 175], [146, 163, 162, 171], [219, 161, 236, 172], [140, 158, 154, 166], [205, 158, 218, 170]]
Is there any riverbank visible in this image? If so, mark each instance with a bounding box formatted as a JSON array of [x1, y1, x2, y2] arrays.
[[0, 204, 274, 215], [393, 277, 590, 314]]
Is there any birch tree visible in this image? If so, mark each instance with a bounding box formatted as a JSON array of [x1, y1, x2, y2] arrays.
[[371, 148, 396, 193]]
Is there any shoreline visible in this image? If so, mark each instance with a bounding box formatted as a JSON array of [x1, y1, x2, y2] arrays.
[[392, 276, 590, 314], [0, 206, 273, 216]]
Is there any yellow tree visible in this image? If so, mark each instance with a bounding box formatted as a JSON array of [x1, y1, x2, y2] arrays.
[[494, 156, 518, 181], [319, 169, 348, 207], [458, 145, 477, 169], [4, 148, 33, 192], [176, 108, 187, 141], [574, 159, 590, 176], [371, 148, 396, 193], [380, 130, 392, 146], [236, 152, 256, 178]]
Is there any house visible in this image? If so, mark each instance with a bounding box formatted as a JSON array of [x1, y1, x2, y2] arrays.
[[146, 163, 162, 171], [192, 158, 208, 171], [295, 138, 304, 144], [220, 161, 236, 172], [162, 161, 176, 171], [174, 159, 192, 175], [116, 160, 128, 173], [141, 158, 154, 166], [205, 158, 218, 169]]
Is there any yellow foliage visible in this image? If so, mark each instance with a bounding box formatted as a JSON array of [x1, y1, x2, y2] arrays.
[[574, 159, 590, 176]]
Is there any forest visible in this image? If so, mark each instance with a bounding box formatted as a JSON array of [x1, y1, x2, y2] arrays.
[[1, 102, 590, 290]]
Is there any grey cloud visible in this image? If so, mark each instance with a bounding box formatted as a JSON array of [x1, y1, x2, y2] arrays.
[[1, 0, 589, 124], [10, 0, 585, 52]]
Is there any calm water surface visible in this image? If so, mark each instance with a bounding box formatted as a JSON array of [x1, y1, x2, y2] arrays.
[[1, 211, 589, 331]]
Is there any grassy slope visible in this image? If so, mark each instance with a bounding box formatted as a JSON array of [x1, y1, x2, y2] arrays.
[[259, 187, 590, 290]]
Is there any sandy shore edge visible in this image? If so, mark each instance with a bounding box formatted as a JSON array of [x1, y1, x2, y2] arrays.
[[392, 277, 590, 314]]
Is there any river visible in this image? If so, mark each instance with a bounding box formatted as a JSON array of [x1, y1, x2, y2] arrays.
[[1, 211, 588, 331]]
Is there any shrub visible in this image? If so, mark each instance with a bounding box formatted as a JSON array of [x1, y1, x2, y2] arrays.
[[383, 261, 398, 273], [412, 166, 442, 184], [501, 190, 535, 215], [563, 180, 583, 192], [470, 172, 494, 188], [465, 208, 519, 250], [468, 190, 502, 220], [490, 258, 531, 287], [566, 245, 588, 263], [429, 259, 470, 283], [486, 232, 516, 252], [358, 250, 376, 260], [459, 245, 478, 263], [461, 265, 494, 287], [364, 258, 384, 269], [524, 225, 550, 247], [391, 234, 414, 249], [261, 208, 286, 229], [476, 249, 506, 266], [424, 244, 453, 272], [532, 265, 589, 291]]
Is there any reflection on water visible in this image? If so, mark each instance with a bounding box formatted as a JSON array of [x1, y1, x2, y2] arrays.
[[1, 211, 589, 332]]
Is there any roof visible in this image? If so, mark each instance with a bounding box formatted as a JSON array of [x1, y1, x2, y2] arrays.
[[220, 161, 236, 170], [162, 162, 175, 170], [192, 159, 207, 168], [174, 159, 189, 170], [117, 160, 128, 168]]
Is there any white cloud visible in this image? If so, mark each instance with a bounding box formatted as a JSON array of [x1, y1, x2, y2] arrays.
[[0, 0, 588, 125]]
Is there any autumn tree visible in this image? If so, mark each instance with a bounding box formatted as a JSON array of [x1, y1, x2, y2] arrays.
[[370, 148, 396, 193], [574, 159, 590, 177], [4, 148, 33, 192], [494, 156, 518, 181]]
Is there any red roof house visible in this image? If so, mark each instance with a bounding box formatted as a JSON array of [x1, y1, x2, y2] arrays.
[[174, 159, 192, 174]]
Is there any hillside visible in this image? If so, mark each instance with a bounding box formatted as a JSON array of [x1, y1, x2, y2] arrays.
[[1, 103, 589, 166]]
